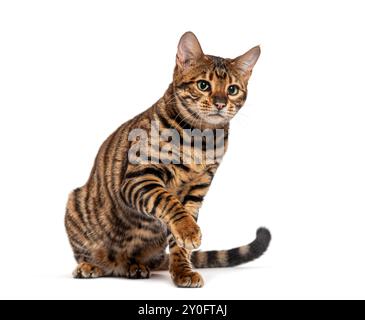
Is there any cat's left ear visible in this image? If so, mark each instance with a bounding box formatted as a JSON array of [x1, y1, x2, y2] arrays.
[[232, 46, 261, 79]]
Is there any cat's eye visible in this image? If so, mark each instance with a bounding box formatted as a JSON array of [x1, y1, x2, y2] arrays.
[[197, 80, 211, 92], [228, 85, 239, 96]]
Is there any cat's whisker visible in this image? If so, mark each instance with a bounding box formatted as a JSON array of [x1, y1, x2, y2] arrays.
[[176, 109, 199, 129], [164, 95, 178, 106]]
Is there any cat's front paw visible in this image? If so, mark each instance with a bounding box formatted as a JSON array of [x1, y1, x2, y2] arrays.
[[172, 271, 204, 288], [171, 216, 202, 250], [127, 263, 151, 279]]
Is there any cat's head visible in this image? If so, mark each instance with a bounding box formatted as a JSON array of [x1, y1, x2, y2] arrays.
[[173, 32, 260, 127]]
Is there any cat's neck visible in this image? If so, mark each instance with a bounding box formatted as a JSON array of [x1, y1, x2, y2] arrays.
[[157, 84, 229, 132]]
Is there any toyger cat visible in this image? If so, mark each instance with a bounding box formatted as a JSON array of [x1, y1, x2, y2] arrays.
[[65, 32, 271, 288]]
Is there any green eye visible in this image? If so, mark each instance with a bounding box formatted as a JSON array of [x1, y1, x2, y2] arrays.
[[197, 80, 211, 92], [228, 85, 239, 96]]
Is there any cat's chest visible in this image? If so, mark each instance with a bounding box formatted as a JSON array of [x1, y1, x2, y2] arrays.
[[167, 164, 216, 195]]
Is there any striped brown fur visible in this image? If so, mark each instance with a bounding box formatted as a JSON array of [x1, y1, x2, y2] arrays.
[[65, 32, 271, 287]]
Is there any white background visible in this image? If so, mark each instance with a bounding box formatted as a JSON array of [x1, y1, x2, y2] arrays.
[[1, 0, 364, 300]]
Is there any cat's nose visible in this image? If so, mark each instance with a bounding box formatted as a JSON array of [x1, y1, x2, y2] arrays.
[[215, 102, 226, 110]]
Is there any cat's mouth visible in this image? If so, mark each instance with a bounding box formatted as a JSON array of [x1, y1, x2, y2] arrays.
[[208, 112, 226, 119], [210, 113, 225, 118], [204, 112, 228, 125]]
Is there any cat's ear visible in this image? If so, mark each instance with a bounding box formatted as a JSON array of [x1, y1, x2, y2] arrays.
[[233, 46, 261, 78], [176, 32, 204, 70]]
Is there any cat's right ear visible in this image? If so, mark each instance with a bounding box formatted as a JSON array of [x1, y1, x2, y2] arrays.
[[176, 32, 204, 70]]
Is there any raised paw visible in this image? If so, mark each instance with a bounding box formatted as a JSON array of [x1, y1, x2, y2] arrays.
[[172, 271, 204, 288], [73, 262, 104, 279], [127, 264, 151, 279], [171, 216, 202, 250]]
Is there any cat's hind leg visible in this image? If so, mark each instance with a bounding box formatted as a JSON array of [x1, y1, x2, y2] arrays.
[[73, 262, 105, 279]]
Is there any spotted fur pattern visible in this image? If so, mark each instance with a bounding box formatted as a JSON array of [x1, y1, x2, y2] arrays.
[[65, 32, 271, 287]]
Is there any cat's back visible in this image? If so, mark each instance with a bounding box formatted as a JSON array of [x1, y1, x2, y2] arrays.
[[88, 104, 156, 191]]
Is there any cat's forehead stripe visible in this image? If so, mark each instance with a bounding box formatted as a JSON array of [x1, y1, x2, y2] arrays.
[[205, 55, 229, 80]]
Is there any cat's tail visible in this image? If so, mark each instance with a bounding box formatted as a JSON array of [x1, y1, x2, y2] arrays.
[[191, 227, 271, 268], [155, 227, 271, 270]]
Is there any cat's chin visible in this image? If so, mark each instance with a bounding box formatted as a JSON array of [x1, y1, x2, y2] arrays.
[[203, 114, 230, 126]]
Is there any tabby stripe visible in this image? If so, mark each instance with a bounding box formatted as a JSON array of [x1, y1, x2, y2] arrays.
[[93, 198, 121, 240], [111, 121, 135, 207], [175, 81, 196, 91], [109, 203, 131, 228], [109, 206, 130, 230], [96, 170, 103, 206], [168, 237, 176, 246], [129, 182, 162, 207], [133, 183, 163, 212], [207, 251, 218, 264], [93, 203, 121, 242], [174, 163, 190, 171], [207, 170, 215, 179], [164, 168, 174, 181], [182, 195, 204, 205], [73, 188, 83, 219], [185, 103, 200, 119], [169, 241, 177, 249], [174, 112, 194, 131], [140, 185, 164, 212], [176, 95, 191, 110], [124, 179, 138, 207], [160, 200, 180, 219], [126, 178, 152, 204], [149, 191, 165, 216], [106, 133, 128, 211], [84, 188, 100, 242], [95, 213, 115, 242], [72, 191, 95, 240], [135, 234, 164, 243], [67, 214, 91, 242], [160, 194, 173, 213], [157, 114, 174, 129], [144, 188, 166, 216], [125, 167, 165, 181], [170, 213, 189, 224], [168, 210, 187, 223], [176, 261, 191, 269], [120, 182, 130, 204], [69, 235, 87, 250], [123, 213, 149, 229], [227, 248, 241, 265], [189, 183, 210, 193], [131, 179, 161, 207]]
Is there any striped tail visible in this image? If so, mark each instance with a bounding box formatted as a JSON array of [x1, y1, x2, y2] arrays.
[[191, 227, 271, 268]]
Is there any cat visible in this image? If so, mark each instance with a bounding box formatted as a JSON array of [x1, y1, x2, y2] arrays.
[[65, 31, 271, 288]]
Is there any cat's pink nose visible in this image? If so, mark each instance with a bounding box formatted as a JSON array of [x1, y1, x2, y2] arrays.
[[215, 102, 226, 110]]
